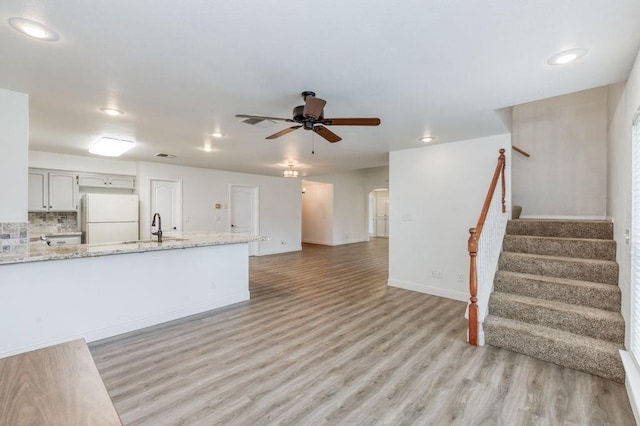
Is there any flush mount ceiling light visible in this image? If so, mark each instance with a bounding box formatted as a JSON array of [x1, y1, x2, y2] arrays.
[[210, 131, 224, 138], [283, 164, 299, 178], [419, 136, 435, 143], [8, 17, 60, 41], [547, 48, 588, 66], [100, 107, 124, 116], [89, 137, 134, 157]]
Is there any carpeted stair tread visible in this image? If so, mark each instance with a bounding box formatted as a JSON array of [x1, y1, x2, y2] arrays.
[[506, 219, 613, 240], [494, 270, 621, 312], [503, 234, 616, 261], [488, 292, 624, 343], [498, 252, 618, 285], [484, 315, 624, 382]]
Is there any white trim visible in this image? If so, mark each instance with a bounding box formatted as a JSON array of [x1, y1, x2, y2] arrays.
[[519, 214, 607, 220], [622, 351, 640, 423], [302, 238, 333, 245], [387, 278, 468, 301], [256, 246, 302, 256]]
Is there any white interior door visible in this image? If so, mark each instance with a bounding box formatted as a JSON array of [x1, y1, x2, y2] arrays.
[[230, 185, 258, 255], [150, 179, 182, 234], [375, 191, 389, 237]]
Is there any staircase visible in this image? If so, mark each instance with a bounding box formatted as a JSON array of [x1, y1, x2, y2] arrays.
[[484, 219, 625, 382]]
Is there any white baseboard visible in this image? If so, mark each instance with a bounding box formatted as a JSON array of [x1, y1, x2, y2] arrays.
[[302, 239, 332, 245], [621, 351, 640, 424], [520, 215, 607, 220], [0, 291, 250, 359], [387, 278, 468, 302], [258, 246, 302, 256]]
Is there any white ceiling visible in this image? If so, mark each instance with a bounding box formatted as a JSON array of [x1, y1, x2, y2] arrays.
[[1, 1, 639, 177]]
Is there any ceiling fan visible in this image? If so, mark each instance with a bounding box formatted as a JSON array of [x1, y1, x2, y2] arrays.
[[235, 91, 381, 143]]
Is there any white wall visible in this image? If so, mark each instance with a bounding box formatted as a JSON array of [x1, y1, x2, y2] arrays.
[[608, 47, 640, 422], [0, 89, 28, 222], [512, 87, 608, 218], [301, 181, 333, 245], [28, 151, 302, 256], [136, 161, 301, 255], [311, 166, 389, 245], [608, 50, 640, 347], [388, 134, 511, 301]]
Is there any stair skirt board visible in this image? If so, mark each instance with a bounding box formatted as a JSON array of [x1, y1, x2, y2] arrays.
[[484, 219, 624, 382]]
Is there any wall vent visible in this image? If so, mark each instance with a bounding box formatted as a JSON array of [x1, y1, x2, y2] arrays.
[[154, 153, 176, 158]]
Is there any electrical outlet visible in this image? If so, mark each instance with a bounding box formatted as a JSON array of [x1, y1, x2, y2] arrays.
[[437, 271, 443, 279], [431, 270, 437, 279], [211, 280, 216, 290], [457, 273, 464, 283]]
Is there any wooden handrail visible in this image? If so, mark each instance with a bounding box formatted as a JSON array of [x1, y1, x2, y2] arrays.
[[512, 145, 530, 157], [467, 149, 506, 346]]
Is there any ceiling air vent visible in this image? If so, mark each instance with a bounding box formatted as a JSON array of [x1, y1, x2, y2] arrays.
[[241, 117, 276, 128], [154, 153, 176, 158]]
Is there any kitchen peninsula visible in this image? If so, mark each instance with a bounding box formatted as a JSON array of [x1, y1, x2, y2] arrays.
[[0, 233, 261, 358]]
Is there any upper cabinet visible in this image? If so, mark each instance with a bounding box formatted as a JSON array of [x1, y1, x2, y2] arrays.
[[28, 169, 78, 212], [77, 173, 135, 190]]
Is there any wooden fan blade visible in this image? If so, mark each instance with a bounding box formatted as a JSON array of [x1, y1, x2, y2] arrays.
[[303, 97, 326, 119], [313, 125, 342, 143], [235, 114, 295, 123], [265, 125, 302, 139], [321, 118, 381, 126]]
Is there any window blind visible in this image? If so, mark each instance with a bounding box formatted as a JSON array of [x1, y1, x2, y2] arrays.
[[630, 110, 640, 367]]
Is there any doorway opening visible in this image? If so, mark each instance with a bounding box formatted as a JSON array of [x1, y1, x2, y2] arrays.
[[229, 185, 259, 256], [301, 180, 334, 245], [368, 188, 389, 238]]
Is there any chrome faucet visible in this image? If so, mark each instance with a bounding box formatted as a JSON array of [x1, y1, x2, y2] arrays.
[[151, 213, 163, 242]]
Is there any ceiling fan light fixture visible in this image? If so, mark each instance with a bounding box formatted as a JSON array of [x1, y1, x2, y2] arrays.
[[283, 164, 299, 178], [547, 48, 588, 66], [89, 137, 134, 157], [419, 136, 435, 143], [8, 17, 60, 41]]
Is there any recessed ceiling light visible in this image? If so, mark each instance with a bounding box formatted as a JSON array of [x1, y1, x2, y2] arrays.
[[89, 137, 134, 157], [8, 17, 60, 41], [547, 48, 588, 66], [203, 147, 213, 152], [419, 136, 435, 143], [210, 132, 223, 138], [100, 107, 124, 116]]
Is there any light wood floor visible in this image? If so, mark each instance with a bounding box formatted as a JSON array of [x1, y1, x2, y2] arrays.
[[90, 239, 635, 425]]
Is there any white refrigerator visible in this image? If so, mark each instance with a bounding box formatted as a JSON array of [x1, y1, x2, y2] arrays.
[[82, 194, 139, 244]]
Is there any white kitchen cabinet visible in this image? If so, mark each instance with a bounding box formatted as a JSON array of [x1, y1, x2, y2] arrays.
[[28, 169, 78, 212], [78, 173, 135, 189]]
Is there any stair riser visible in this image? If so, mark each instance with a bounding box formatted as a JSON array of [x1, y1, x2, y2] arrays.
[[503, 236, 616, 261], [489, 296, 624, 344], [494, 273, 621, 312], [499, 254, 619, 285], [507, 221, 613, 240], [484, 322, 624, 382]]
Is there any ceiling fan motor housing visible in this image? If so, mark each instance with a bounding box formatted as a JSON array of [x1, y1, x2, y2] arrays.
[[293, 105, 323, 123]]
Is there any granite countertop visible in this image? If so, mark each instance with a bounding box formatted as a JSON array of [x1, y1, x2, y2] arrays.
[[1, 232, 263, 265]]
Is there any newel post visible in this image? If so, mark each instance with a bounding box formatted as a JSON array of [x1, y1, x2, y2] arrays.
[[468, 227, 479, 346], [499, 148, 506, 213]]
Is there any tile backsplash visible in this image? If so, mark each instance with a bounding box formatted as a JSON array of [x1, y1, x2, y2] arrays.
[[29, 212, 79, 235], [0, 222, 28, 255]]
